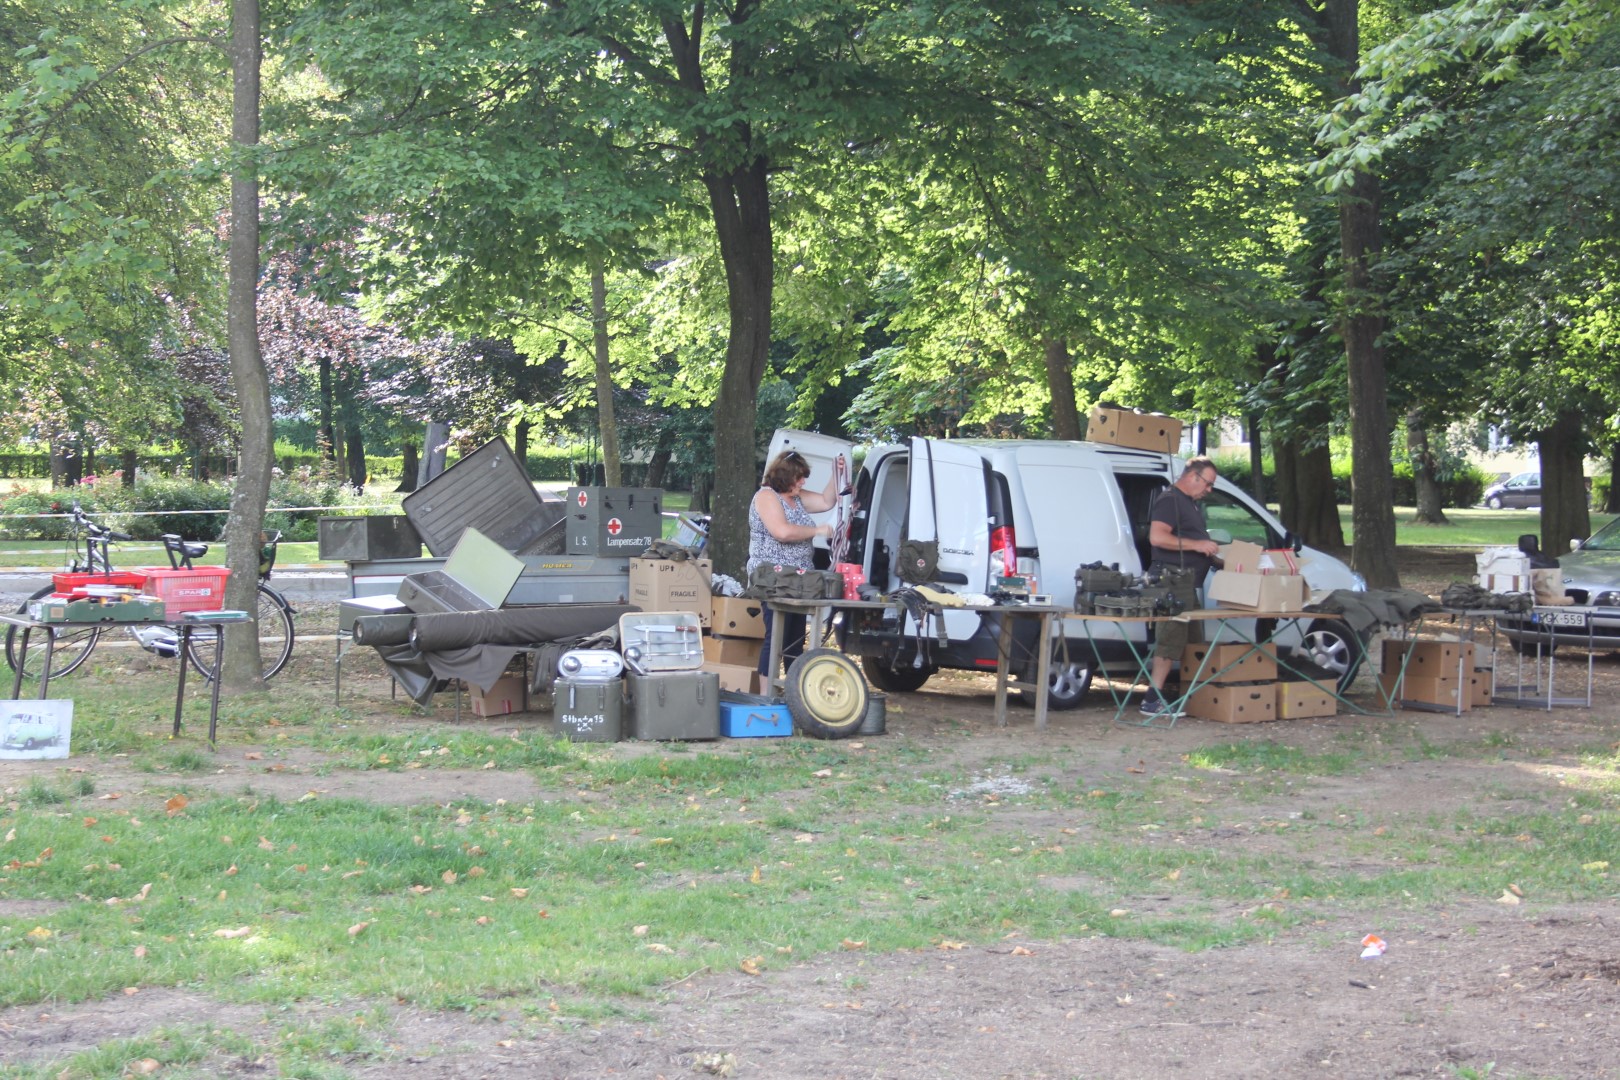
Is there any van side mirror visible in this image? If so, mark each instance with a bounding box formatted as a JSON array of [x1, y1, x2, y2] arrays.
[[1207, 529, 1232, 545], [1571, 538, 1583, 552]]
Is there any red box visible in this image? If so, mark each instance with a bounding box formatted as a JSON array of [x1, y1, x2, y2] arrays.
[[52, 571, 147, 599], [139, 567, 231, 613]]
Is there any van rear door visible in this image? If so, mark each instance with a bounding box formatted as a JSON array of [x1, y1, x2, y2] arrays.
[[766, 430, 857, 560], [908, 438, 993, 593]]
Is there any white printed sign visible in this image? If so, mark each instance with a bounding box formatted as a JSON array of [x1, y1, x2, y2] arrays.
[[0, 699, 74, 759]]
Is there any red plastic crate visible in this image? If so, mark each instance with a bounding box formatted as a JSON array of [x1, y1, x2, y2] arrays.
[[53, 571, 147, 598], [139, 567, 230, 613]]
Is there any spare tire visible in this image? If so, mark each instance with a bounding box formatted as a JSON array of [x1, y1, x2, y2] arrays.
[[786, 649, 870, 739]]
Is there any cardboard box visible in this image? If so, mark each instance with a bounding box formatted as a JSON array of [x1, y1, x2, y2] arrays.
[[629, 558, 714, 626], [1182, 643, 1279, 685], [1086, 405, 1183, 454], [470, 675, 527, 716], [1207, 570, 1309, 612], [1377, 671, 1468, 711], [701, 662, 759, 695], [1469, 668, 1494, 707], [1185, 682, 1277, 723], [1381, 639, 1475, 679], [1218, 541, 1266, 574], [1277, 681, 1336, 719], [711, 595, 766, 639], [703, 635, 762, 667]]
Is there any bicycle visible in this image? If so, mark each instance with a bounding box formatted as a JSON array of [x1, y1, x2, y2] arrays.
[[4, 504, 297, 682]]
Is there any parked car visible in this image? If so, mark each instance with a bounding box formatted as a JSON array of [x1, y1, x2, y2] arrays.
[[1483, 471, 1541, 509], [1497, 517, 1620, 653], [770, 431, 1368, 707]]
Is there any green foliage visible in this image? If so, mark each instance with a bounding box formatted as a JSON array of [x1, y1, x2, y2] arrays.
[[0, 476, 349, 543], [1208, 451, 1488, 510]]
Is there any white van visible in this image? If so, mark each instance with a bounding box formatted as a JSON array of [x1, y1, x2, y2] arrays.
[[770, 431, 1367, 708]]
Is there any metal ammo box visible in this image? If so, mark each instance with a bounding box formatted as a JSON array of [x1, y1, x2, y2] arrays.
[[319, 516, 422, 562], [403, 437, 567, 556], [625, 671, 720, 741], [396, 527, 524, 615], [552, 677, 623, 742], [565, 486, 663, 557]]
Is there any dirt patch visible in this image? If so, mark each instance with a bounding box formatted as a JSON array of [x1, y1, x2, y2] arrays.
[[5, 562, 1620, 1078]]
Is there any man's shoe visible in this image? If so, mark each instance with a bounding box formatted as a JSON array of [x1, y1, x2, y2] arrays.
[[1139, 692, 1170, 716]]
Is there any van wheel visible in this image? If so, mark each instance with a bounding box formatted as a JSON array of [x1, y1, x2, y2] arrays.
[[786, 649, 870, 740], [861, 656, 935, 693], [1019, 659, 1093, 710], [1293, 621, 1366, 693]]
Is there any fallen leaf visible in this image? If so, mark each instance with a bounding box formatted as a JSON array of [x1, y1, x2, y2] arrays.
[[224, 865, 238, 876], [1497, 890, 1521, 905], [134, 945, 147, 959], [1165, 869, 1182, 882], [1508, 882, 1525, 897], [812, 768, 832, 778], [1109, 908, 1131, 918], [258, 837, 275, 851], [482, 760, 496, 770], [841, 938, 866, 950], [1582, 861, 1609, 872], [633, 924, 649, 936], [466, 866, 485, 878], [510, 887, 529, 898], [348, 922, 369, 937], [410, 885, 432, 895], [132, 1058, 160, 1075], [475, 916, 491, 925], [213, 926, 253, 939], [25, 926, 51, 940], [749, 866, 762, 884], [1010, 945, 1034, 956], [243, 752, 262, 760], [938, 940, 965, 950], [739, 956, 763, 975], [163, 794, 187, 815], [342, 870, 363, 879], [298, 791, 318, 803], [82, 817, 97, 827], [441, 870, 458, 885], [646, 942, 674, 953], [135, 883, 151, 901], [98, 793, 122, 800], [793, 833, 814, 844]]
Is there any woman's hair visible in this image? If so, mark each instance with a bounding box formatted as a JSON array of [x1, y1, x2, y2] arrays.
[[762, 450, 811, 494]]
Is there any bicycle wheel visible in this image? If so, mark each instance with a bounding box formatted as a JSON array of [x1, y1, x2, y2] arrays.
[[184, 584, 296, 682], [5, 586, 103, 678]]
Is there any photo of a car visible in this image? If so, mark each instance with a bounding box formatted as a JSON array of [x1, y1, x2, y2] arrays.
[[1483, 471, 1541, 509], [1, 715, 60, 751]]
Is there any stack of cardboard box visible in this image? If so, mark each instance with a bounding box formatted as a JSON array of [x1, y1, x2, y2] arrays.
[[629, 557, 714, 627], [702, 596, 766, 694], [1178, 642, 1338, 722], [1086, 405, 1184, 454], [1207, 541, 1310, 613], [1378, 639, 1493, 711]]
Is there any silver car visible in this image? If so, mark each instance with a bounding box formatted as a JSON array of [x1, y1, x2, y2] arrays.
[[1497, 518, 1620, 652]]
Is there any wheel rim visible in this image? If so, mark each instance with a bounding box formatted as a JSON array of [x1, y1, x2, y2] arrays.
[[1048, 662, 1092, 702], [1299, 629, 1351, 677], [795, 654, 866, 726], [1488, 497, 1502, 509]]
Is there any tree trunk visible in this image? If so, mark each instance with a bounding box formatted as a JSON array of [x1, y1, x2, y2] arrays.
[[1246, 413, 1265, 505], [701, 156, 773, 579], [419, 421, 449, 486], [318, 352, 336, 461], [397, 439, 419, 493], [221, 0, 272, 695], [1275, 432, 1345, 550], [1326, 0, 1398, 588], [513, 419, 530, 465], [1539, 409, 1590, 557], [332, 420, 347, 479], [589, 254, 623, 486], [1607, 441, 1620, 514], [1042, 337, 1082, 440], [1406, 407, 1446, 524], [120, 449, 138, 487], [345, 425, 366, 492]]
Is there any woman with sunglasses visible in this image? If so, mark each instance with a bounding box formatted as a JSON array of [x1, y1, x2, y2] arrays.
[[749, 450, 839, 677]]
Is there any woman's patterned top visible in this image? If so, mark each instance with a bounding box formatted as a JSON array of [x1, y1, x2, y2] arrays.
[[747, 489, 816, 575]]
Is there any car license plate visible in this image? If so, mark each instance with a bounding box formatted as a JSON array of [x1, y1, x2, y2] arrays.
[[1543, 609, 1588, 628]]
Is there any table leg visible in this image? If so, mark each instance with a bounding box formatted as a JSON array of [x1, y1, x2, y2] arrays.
[[10, 627, 27, 699], [765, 606, 787, 698], [38, 631, 55, 700], [993, 614, 1013, 727], [173, 624, 190, 737], [1032, 612, 1053, 731], [208, 625, 224, 747]]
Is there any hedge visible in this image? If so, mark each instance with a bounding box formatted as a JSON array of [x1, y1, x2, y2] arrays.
[[0, 477, 349, 543], [1209, 453, 1490, 510]]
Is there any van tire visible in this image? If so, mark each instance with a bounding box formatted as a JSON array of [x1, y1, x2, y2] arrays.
[[1018, 658, 1093, 710], [1294, 621, 1367, 693], [786, 649, 870, 740], [861, 657, 935, 693]]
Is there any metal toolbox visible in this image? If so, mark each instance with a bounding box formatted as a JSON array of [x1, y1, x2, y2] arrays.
[[718, 692, 793, 738], [338, 593, 411, 634], [617, 611, 704, 674], [402, 437, 567, 556], [565, 486, 663, 557], [626, 671, 720, 740], [319, 516, 422, 562], [397, 527, 524, 615], [552, 677, 623, 742]]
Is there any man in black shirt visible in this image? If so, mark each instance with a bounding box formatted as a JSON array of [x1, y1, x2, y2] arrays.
[[1142, 457, 1221, 715]]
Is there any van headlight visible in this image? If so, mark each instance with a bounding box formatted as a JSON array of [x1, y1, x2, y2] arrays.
[[1352, 571, 1368, 592]]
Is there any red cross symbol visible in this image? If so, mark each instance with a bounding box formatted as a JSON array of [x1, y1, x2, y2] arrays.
[[607, 517, 623, 535], [576, 490, 589, 507]]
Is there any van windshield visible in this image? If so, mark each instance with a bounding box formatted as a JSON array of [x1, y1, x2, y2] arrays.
[[1202, 490, 1282, 548]]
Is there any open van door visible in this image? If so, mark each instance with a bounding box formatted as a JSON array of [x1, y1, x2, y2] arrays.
[[766, 430, 857, 561], [906, 437, 993, 595]]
